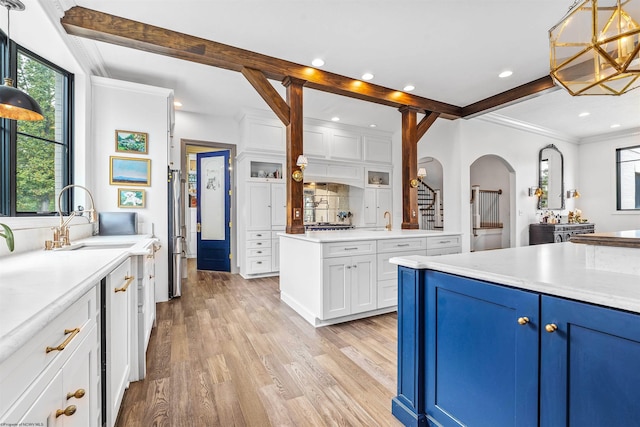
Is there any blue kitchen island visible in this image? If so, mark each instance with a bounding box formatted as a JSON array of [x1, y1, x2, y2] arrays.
[[390, 234, 640, 427]]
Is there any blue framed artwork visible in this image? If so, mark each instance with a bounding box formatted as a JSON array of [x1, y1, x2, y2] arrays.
[[110, 156, 151, 186]]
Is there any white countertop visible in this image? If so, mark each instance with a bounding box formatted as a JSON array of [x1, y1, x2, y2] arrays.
[[278, 229, 461, 243], [0, 235, 157, 364], [390, 242, 640, 314]]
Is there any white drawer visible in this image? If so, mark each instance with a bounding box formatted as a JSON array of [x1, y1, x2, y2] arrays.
[[246, 256, 271, 274], [426, 235, 461, 250], [247, 231, 270, 240], [377, 250, 427, 281], [247, 239, 271, 249], [377, 279, 398, 308], [322, 240, 376, 258], [427, 246, 462, 256], [377, 237, 427, 253], [0, 287, 97, 416], [247, 247, 272, 257]]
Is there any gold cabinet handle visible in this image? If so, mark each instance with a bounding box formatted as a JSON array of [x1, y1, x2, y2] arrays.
[[115, 275, 134, 293], [545, 323, 558, 333], [517, 317, 530, 325], [56, 405, 77, 418], [67, 389, 85, 400], [46, 328, 80, 353]]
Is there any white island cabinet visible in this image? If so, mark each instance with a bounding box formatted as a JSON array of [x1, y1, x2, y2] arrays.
[[279, 229, 461, 327]]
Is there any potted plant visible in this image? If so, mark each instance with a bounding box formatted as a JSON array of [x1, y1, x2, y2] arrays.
[[0, 223, 14, 252]]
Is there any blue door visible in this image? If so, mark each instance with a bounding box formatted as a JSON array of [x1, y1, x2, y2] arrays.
[[197, 151, 230, 271]]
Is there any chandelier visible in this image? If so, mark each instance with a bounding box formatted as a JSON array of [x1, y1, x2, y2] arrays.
[[549, 0, 640, 95]]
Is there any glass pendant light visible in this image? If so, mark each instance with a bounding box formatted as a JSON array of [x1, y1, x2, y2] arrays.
[[0, 0, 43, 120]]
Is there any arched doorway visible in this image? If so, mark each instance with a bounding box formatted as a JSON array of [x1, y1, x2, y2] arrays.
[[417, 157, 444, 230]]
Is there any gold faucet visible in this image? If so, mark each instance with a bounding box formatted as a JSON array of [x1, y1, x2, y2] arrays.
[[384, 211, 392, 231], [47, 184, 98, 249]]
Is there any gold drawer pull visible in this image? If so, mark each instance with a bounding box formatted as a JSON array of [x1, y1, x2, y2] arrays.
[[46, 328, 80, 354], [518, 317, 530, 325], [545, 323, 558, 333], [67, 389, 85, 400], [56, 405, 77, 418], [115, 275, 134, 293]]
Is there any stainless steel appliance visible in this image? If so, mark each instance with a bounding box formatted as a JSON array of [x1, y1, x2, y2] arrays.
[[168, 168, 186, 298]]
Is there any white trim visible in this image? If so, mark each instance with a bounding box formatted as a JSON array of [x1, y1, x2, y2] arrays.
[[91, 76, 173, 97], [579, 127, 640, 145], [476, 113, 580, 144]]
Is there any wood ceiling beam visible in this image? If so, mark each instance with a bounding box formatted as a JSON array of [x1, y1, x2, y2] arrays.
[[241, 67, 291, 126], [461, 76, 558, 118], [400, 106, 420, 230], [60, 6, 462, 118]]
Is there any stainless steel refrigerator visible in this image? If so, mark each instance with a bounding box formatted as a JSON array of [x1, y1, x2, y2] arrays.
[[168, 168, 186, 298]]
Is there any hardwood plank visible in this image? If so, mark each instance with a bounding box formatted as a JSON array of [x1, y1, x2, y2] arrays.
[[116, 260, 403, 426]]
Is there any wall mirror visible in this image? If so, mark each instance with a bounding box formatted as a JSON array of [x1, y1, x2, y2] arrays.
[[538, 144, 564, 210]]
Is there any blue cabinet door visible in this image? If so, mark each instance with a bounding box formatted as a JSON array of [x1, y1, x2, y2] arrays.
[[541, 296, 640, 427], [425, 271, 539, 427]]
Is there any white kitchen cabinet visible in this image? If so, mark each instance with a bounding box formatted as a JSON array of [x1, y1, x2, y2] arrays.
[[323, 254, 376, 319], [376, 237, 428, 308], [132, 245, 157, 382], [0, 290, 98, 427], [364, 188, 392, 226], [363, 135, 393, 164], [330, 129, 362, 161], [105, 258, 133, 427]]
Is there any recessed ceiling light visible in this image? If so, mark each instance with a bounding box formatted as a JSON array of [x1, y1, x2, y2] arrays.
[[578, 112, 590, 117], [362, 72, 374, 81], [312, 58, 325, 67], [498, 70, 513, 78], [610, 123, 621, 128], [403, 85, 415, 92], [369, 124, 377, 128], [173, 101, 182, 107], [331, 116, 340, 122]]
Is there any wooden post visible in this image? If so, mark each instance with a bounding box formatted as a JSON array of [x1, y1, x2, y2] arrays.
[[283, 77, 306, 234], [400, 106, 420, 229]]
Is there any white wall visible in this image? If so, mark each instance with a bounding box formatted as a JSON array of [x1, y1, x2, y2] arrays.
[[91, 77, 172, 302], [578, 132, 640, 232]]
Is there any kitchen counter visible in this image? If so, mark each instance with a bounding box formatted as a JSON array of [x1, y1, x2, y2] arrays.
[[390, 241, 640, 314], [279, 228, 461, 243], [0, 234, 157, 364]]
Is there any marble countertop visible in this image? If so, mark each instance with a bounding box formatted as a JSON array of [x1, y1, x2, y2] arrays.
[[0, 235, 157, 364], [390, 242, 640, 314], [278, 229, 461, 243]]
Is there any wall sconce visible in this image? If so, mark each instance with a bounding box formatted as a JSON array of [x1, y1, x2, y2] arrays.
[[292, 154, 308, 182], [410, 168, 427, 188], [529, 187, 543, 197], [566, 189, 581, 199]]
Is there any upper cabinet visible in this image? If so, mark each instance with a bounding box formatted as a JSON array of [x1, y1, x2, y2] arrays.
[[363, 135, 393, 164], [329, 129, 362, 161], [241, 114, 286, 153]]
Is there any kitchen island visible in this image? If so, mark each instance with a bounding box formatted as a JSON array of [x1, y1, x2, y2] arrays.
[[279, 229, 461, 327], [389, 237, 640, 427]]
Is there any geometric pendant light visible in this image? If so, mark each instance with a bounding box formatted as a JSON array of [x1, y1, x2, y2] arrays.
[[0, 0, 43, 120], [549, 0, 640, 96]]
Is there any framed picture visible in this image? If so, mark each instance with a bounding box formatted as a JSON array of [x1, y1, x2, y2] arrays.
[[115, 130, 148, 154], [110, 156, 151, 186], [118, 188, 145, 208]]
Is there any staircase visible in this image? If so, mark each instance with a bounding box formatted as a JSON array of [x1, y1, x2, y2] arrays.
[[417, 178, 443, 230]]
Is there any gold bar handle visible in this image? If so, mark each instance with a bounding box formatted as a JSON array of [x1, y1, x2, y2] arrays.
[[46, 328, 80, 354], [56, 405, 77, 418], [67, 389, 85, 400], [115, 275, 134, 293]]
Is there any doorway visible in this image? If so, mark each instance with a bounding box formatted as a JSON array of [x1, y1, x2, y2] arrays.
[[182, 139, 237, 273]]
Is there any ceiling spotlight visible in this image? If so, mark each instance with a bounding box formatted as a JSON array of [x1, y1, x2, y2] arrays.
[[610, 123, 621, 128], [369, 124, 377, 128], [498, 70, 513, 78], [403, 85, 415, 92], [311, 58, 325, 67], [331, 116, 340, 122], [173, 101, 182, 107], [362, 73, 374, 81], [578, 112, 590, 117]]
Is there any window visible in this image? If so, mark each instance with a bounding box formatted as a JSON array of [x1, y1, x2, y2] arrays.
[[0, 40, 73, 216], [616, 145, 640, 210]]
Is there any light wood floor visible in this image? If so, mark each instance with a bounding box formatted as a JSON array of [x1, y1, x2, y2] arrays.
[[116, 260, 402, 426]]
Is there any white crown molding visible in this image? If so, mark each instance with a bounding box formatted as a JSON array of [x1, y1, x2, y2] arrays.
[[38, 0, 109, 77], [476, 113, 580, 144], [91, 75, 173, 97], [579, 127, 640, 145]]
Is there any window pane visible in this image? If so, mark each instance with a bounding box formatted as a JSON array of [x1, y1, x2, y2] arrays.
[[16, 52, 64, 143], [617, 146, 640, 210], [16, 135, 63, 213]]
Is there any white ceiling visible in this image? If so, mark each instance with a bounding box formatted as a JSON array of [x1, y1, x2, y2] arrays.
[[58, 0, 640, 139]]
